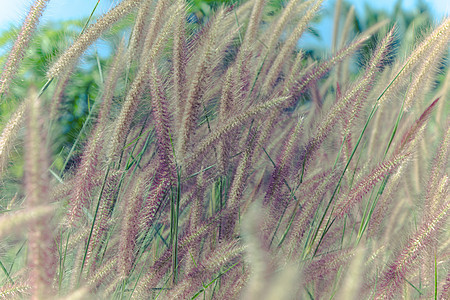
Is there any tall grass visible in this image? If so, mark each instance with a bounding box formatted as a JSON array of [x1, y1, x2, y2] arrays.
[[0, 0, 448, 299]]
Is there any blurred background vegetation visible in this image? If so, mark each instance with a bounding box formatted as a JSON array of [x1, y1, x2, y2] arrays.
[[0, 0, 445, 196]]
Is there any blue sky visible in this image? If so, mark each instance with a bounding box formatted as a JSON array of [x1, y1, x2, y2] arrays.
[[0, 0, 447, 29], [303, 0, 449, 49], [0, 0, 448, 50], [0, 0, 116, 28], [348, 0, 448, 19]]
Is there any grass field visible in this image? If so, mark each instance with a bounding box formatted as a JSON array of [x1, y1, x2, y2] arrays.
[[0, 0, 449, 299]]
